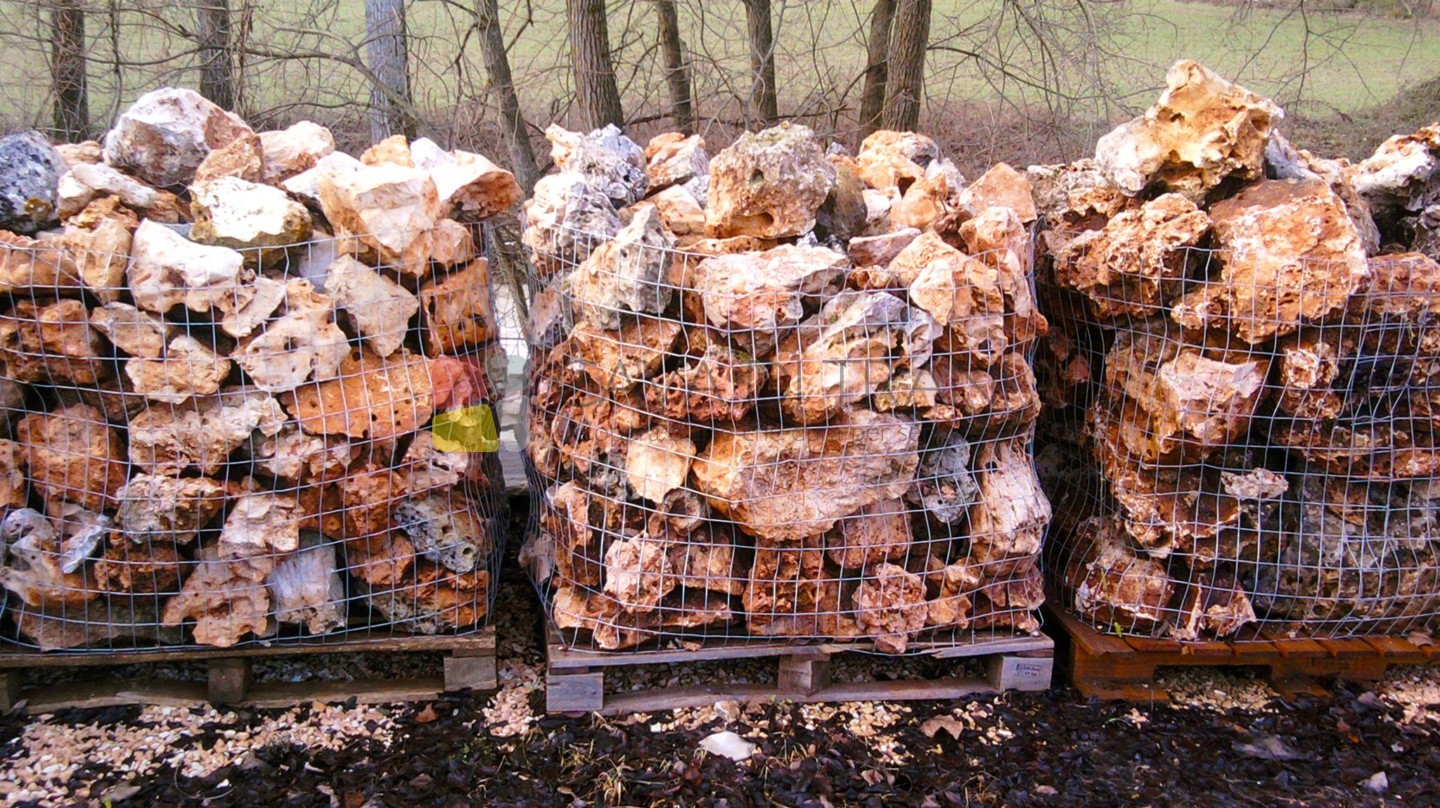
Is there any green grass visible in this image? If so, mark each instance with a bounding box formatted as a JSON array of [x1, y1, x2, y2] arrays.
[[1, 0, 1438, 151]]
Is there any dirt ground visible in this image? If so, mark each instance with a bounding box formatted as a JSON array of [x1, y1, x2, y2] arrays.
[[2, 530, 1439, 806]]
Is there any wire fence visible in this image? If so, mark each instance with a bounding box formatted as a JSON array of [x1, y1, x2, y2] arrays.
[[515, 124, 1052, 653], [1039, 238, 1440, 641], [0, 227, 507, 652]]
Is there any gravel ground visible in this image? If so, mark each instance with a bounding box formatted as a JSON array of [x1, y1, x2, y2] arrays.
[[2, 528, 1439, 806]]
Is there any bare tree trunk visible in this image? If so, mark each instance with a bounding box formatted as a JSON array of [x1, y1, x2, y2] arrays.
[[50, 0, 88, 140], [196, 0, 235, 110], [365, 0, 415, 141], [858, 0, 895, 139], [566, 0, 624, 129], [652, 0, 694, 134], [475, 0, 540, 194], [740, 0, 778, 126], [883, 0, 930, 132]]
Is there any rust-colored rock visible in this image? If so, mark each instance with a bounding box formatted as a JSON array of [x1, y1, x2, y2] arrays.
[[1050, 193, 1211, 320], [645, 342, 768, 422], [0, 298, 111, 385], [825, 497, 911, 569], [281, 348, 433, 440], [854, 562, 927, 653], [570, 316, 681, 393], [419, 259, 494, 356], [692, 409, 920, 541], [17, 403, 128, 512], [1173, 178, 1369, 343], [161, 550, 272, 647], [125, 334, 233, 403], [93, 537, 184, 594], [1067, 516, 1173, 631], [855, 130, 939, 192]]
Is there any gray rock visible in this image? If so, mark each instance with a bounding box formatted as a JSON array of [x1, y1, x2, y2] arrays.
[[0, 132, 65, 234]]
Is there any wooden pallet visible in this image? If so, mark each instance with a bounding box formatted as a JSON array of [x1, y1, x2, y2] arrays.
[[0, 627, 497, 712], [1047, 604, 1440, 701], [545, 628, 1053, 714]]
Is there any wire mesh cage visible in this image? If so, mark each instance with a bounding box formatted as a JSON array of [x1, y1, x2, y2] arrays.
[[1036, 183, 1440, 642], [515, 124, 1054, 654], [0, 224, 506, 652]]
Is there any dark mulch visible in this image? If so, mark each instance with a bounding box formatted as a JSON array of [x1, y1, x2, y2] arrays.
[[2, 674, 1436, 806]]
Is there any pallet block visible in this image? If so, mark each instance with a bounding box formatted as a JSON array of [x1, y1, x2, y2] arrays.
[[0, 627, 498, 712], [544, 627, 1054, 715], [1046, 603, 1439, 701]]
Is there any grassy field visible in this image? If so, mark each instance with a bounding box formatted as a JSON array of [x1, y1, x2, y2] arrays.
[[0, 0, 1437, 158]]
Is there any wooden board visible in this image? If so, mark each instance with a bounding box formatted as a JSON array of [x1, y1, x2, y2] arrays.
[[0, 628, 498, 712], [545, 629, 1054, 715], [1047, 604, 1439, 701]]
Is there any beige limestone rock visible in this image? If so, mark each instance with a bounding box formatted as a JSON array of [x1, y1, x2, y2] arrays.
[[848, 227, 921, 269], [57, 161, 161, 220], [325, 254, 419, 357], [0, 509, 100, 609], [127, 219, 252, 315], [692, 409, 920, 541], [115, 474, 226, 544], [128, 388, 286, 475], [646, 132, 709, 199], [162, 551, 273, 647], [249, 423, 355, 485], [0, 228, 81, 297], [705, 123, 835, 238], [1094, 60, 1282, 198], [192, 132, 264, 184], [647, 185, 705, 236], [856, 130, 940, 191], [314, 152, 441, 277], [125, 333, 233, 403], [626, 427, 696, 504], [967, 437, 1052, 569], [825, 497, 911, 569], [234, 280, 349, 392], [217, 275, 287, 339], [58, 196, 135, 302], [693, 245, 847, 343], [908, 248, 1007, 368], [603, 535, 675, 614], [889, 158, 965, 234], [219, 490, 300, 560], [568, 204, 675, 329], [1068, 516, 1173, 631], [854, 562, 927, 653], [427, 218, 477, 267], [0, 439, 27, 509], [959, 162, 1037, 222], [259, 121, 336, 185], [189, 176, 313, 265], [645, 341, 768, 423], [571, 315, 682, 393], [410, 137, 522, 220], [103, 87, 256, 188]]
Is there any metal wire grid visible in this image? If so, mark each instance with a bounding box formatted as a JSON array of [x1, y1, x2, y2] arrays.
[[1038, 243, 1440, 642], [0, 228, 506, 652], [517, 221, 1052, 655]]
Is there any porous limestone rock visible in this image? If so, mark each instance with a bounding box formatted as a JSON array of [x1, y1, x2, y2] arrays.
[[103, 87, 256, 188], [705, 123, 836, 239]]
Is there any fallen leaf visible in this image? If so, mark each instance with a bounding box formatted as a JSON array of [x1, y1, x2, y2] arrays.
[[919, 715, 965, 740], [415, 704, 439, 724]]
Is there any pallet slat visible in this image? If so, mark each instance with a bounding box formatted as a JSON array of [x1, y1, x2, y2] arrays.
[[546, 631, 1054, 715], [1051, 605, 1437, 701], [0, 628, 497, 712]]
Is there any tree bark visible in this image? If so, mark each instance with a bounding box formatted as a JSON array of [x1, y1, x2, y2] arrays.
[[858, 0, 895, 139], [474, 0, 541, 194], [566, 0, 624, 129], [50, 0, 88, 140], [196, 0, 235, 110], [740, 0, 778, 126], [652, 0, 694, 134], [883, 0, 930, 132], [365, 0, 415, 141]]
